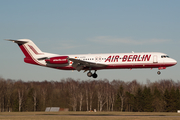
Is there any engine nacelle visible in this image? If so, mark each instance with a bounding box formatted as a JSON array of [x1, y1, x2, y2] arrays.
[[45, 56, 69, 64]]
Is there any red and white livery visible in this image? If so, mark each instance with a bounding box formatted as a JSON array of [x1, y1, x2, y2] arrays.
[[7, 39, 177, 78]]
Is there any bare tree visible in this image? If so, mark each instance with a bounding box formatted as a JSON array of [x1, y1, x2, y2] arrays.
[[78, 82, 84, 111], [0, 78, 6, 112], [6, 79, 14, 112], [41, 81, 48, 110], [117, 85, 125, 112], [97, 80, 108, 111], [158, 79, 175, 93], [109, 82, 116, 111], [30, 82, 39, 112], [89, 80, 96, 111], [14, 80, 27, 112], [84, 81, 89, 111], [67, 79, 78, 111]]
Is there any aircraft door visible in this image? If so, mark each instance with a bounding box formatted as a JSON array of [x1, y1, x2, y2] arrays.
[[153, 55, 158, 63]]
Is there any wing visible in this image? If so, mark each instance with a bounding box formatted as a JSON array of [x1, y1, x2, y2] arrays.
[[69, 58, 107, 71]]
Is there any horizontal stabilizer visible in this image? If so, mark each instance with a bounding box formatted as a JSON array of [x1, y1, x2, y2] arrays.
[[5, 39, 29, 44]]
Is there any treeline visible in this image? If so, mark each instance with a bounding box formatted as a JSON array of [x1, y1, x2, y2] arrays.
[[0, 77, 180, 112]]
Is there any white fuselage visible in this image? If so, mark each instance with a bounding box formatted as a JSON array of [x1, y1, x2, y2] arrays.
[[41, 52, 176, 70]]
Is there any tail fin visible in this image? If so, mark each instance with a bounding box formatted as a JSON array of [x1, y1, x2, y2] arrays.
[[6, 39, 45, 65]]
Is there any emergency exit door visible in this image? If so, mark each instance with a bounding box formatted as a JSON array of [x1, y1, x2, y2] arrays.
[[153, 55, 158, 63]]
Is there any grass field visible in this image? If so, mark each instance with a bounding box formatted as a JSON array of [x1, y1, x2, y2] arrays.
[[0, 111, 180, 120]]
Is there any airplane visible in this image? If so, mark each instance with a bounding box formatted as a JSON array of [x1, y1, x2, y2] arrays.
[[6, 39, 177, 78]]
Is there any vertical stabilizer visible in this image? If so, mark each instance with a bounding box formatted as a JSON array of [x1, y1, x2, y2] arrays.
[[6, 39, 45, 65]]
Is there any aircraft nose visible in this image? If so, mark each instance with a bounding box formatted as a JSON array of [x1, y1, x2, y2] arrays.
[[173, 59, 177, 65], [171, 59, 177, 65]]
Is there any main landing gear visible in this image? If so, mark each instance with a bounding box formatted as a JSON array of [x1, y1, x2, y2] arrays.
[[87, 70, 98, 78]]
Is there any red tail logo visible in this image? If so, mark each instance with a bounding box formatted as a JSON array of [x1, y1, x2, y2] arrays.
[[28, 45, 44, 55]]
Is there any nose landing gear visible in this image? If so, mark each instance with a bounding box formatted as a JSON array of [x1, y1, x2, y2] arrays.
[[157, 71, 161, 75]]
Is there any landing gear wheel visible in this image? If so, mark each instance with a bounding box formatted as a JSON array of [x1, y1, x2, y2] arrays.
[[157, 71, 161, 75], [92, 73, 98, 78], [87, 72, 92, 77]]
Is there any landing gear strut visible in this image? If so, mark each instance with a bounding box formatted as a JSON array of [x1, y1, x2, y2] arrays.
[[87, 70, 98, 78], [157, 71, 161, 75]]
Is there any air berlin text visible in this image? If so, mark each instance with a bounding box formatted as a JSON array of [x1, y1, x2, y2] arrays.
[[105, 55, 151, 62]]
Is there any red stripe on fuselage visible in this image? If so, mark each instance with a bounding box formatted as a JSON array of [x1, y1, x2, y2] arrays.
[[105, 63, 176, 69], [52, 62, 176, 71]]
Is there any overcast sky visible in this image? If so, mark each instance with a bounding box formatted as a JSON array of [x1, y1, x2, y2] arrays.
[[0, 0, 179, 83]]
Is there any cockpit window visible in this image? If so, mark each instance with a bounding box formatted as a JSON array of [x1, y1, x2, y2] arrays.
[[161, 55, 169, 58]]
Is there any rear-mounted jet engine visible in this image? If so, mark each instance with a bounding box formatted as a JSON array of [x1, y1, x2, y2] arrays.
[[45, 56, 69, 64]]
